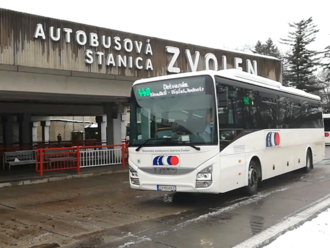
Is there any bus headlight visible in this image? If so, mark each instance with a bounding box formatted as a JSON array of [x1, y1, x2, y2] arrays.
[[129, 166, 140, 185], [196, 165, 213, 188], [129, 166, 138, 178], [197, 173, 212, 180]]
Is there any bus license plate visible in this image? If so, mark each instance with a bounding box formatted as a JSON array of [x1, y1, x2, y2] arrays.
[[157, 185, 176, 192]]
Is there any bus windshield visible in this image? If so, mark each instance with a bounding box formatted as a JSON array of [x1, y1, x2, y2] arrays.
[[129, 75, 217, 147]]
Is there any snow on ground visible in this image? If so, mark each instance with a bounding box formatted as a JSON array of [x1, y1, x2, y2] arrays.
[[264, 207, 330, 248]]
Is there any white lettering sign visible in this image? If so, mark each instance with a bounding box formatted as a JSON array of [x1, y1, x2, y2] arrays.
[[185, 49, 200, 72], [234, 57, 243, 71], [148, 82, 205, 98], [76, 30, 87, 46], [63, 28, 72, 43], [222, 55, 227, 70], [33, 24, 259, 74], [50, 27, 60, 41], [89, 33, 99, 47], [205, 53, 218, 71], [33, 23, 154, 71], [34, 24, 45, 40], [163, 82, 189, 90], [166, 47, 258, 75], [166, 46, 180, 73], [85, 49, 93, 64], [247, 59, 258, 74]]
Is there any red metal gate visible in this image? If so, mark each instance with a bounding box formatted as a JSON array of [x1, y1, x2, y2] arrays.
[[36, 147, 80, 177]]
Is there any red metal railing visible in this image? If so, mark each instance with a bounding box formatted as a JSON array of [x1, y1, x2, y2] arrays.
[[35, 142, 129, 177], [0, 140, 102, 169], [0, 139, 129, 176]]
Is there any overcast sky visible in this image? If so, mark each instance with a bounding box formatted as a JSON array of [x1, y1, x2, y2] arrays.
[[1, 0, 329, 54]]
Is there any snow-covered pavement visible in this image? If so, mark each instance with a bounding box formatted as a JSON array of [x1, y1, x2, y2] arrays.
[[263, 207, 330, 248], [234, 193, 330, 248]]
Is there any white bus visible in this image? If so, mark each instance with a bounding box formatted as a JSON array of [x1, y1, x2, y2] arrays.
[[128, 69, 325, 195], [323, 114, 330, 145]]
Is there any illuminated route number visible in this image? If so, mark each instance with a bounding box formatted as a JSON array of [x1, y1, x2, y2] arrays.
[[138, 88, 151, 97]]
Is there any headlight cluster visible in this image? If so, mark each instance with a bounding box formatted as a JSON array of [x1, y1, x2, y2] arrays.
[[196, 165, 213, 188], [129, 166, 140, 185]]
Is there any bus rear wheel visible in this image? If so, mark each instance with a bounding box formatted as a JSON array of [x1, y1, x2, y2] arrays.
[[245, 160, 260, 196]]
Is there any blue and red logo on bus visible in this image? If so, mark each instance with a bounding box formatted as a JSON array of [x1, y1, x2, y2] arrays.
[[153, 155, 180, 166], [266, 132, 280, 147]]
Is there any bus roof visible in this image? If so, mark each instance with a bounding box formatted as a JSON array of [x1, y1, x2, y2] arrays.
[[132, 69, 321, 101]]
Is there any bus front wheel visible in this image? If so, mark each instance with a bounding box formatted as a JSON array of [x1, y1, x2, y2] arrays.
[[245, 160, 260, 196], [304, 149, 313, 173]]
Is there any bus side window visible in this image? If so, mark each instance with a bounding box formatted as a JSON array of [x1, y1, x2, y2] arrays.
[[217, 85, 228, 125]]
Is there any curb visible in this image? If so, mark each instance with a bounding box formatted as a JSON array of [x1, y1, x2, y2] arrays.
[[0, 169, 129, 189], [233, 193, 330, 248]]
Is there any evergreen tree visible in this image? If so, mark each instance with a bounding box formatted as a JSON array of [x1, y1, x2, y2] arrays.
[[315, 69, 330, 109], [232, 43, 253, 53], [324, 44, 330, 83], [280, 17, 322, 92], [318, 44, 330, 111], [252, 38, 282, 59]]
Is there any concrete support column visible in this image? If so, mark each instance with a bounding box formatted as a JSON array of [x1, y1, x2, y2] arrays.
[[103, 103, 118, 145], [2, 115, 15, 147], [18, 113, 32, 147], [96, 115, 107, 145], [106, 115, 114, 145], [41, 120, 50, 143], [32, 122, 39, 145], [112, 103, 126, 145]]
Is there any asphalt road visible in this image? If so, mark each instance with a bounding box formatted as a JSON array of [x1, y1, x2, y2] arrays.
[[1, 148, 330, 248]]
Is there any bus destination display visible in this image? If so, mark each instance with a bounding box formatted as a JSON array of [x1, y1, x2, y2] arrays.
[[135, 77, 206, 99]]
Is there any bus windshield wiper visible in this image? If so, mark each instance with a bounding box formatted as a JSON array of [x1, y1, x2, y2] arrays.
[[171, 137, 201, 151], [135, 137, 172, 151], [135, 138, 201, 152], [181, 142, 201, 151]]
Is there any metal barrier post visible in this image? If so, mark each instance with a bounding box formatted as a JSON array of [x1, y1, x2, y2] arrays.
[[125, 144, 128, 167], [40, 149, 44, 177], [35, 149, 39, 173], [77, 147, 80, 174], [121, 144, 125, 168], [125, 140, 129, 164]]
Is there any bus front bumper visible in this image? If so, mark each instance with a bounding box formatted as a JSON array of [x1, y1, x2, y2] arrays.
[[129, 169, 220, 194]]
